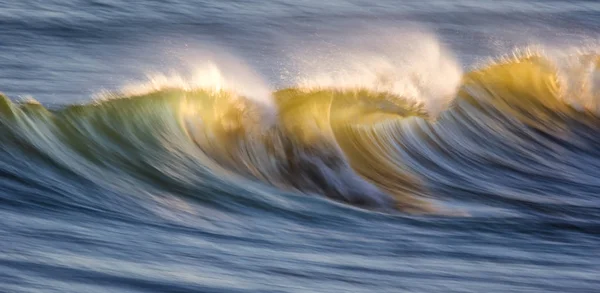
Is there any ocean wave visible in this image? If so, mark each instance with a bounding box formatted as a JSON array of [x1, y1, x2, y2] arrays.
[[0, 47, 598, 215]]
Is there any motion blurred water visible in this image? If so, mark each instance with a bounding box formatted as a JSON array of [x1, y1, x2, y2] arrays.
[[1, 1, 600, 292]]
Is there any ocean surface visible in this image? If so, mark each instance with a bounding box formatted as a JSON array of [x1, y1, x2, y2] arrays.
[[1, 1, 600, 292]]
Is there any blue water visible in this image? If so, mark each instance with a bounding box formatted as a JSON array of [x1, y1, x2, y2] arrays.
[[1, 1, 600, 292]]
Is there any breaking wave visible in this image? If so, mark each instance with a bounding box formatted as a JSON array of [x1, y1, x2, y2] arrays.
[[1, 46, 599, 215]]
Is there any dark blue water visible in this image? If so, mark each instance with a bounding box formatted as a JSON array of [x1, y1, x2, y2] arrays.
[[1, 1, 600, 292]]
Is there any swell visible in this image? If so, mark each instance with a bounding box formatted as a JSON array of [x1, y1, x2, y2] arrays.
[[0, 50, 599, 215]]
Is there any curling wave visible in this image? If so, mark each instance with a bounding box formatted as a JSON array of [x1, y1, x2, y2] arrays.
[[1, 49, 599, 215]]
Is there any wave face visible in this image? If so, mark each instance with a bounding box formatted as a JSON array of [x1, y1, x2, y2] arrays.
[[0, 87, 428, 213], [1, 50, 599, 217]]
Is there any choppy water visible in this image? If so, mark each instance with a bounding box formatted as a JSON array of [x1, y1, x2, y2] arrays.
[[1, 1, 600, 292]]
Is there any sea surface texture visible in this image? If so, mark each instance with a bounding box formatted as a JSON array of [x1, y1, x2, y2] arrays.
[[1, 1, 600, 292]]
